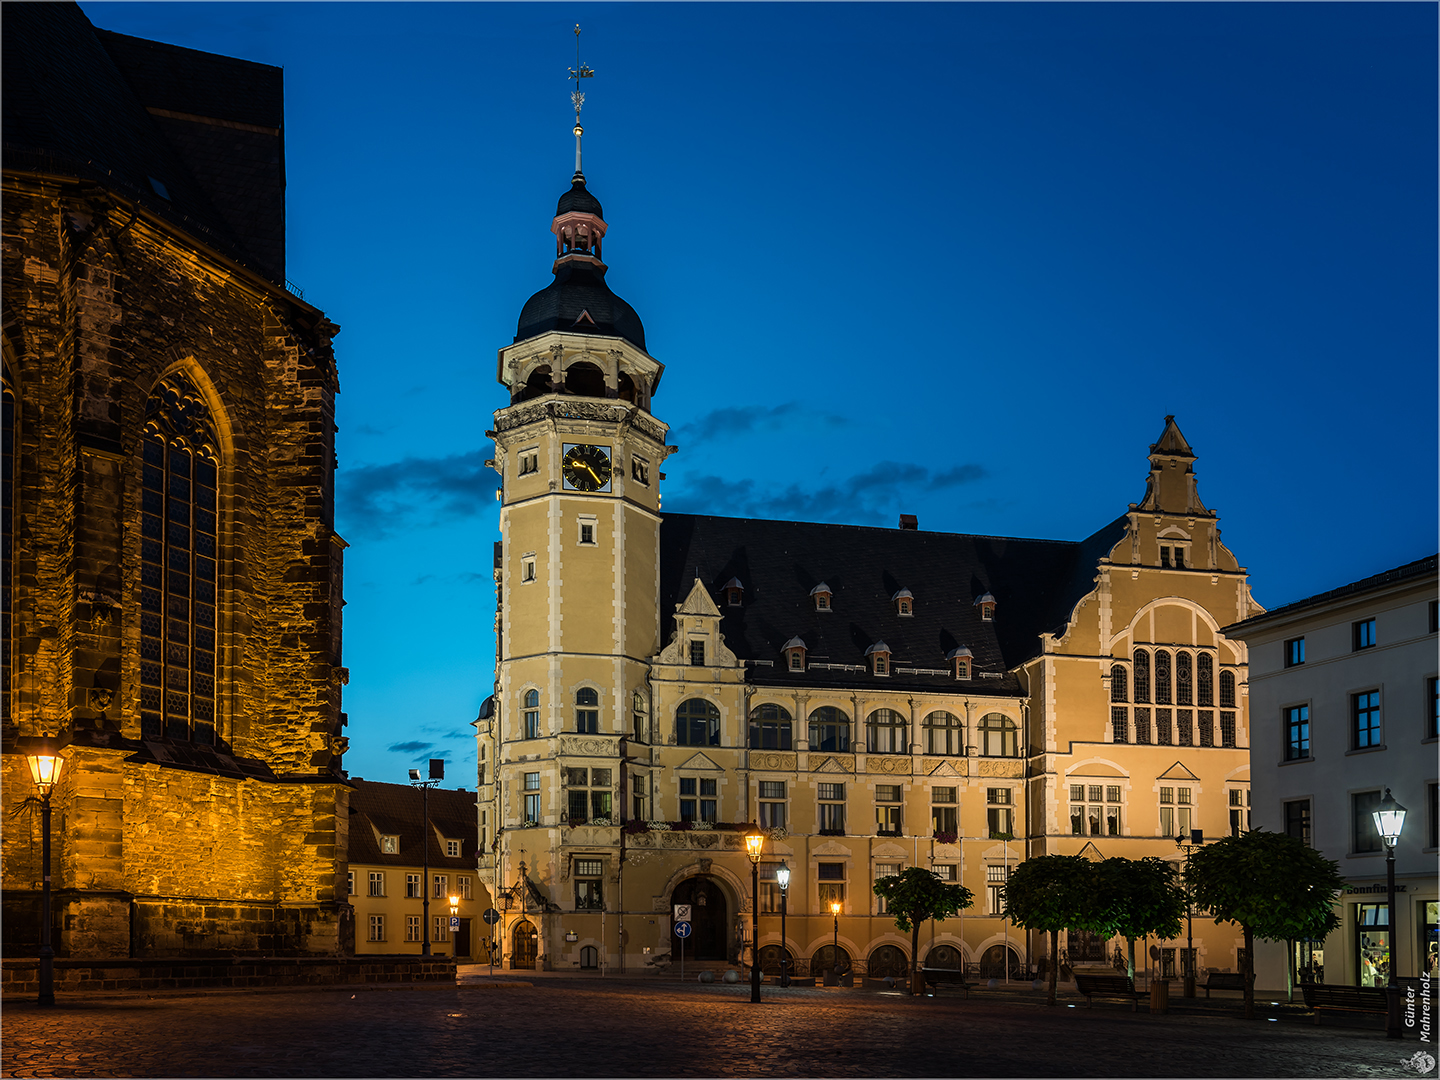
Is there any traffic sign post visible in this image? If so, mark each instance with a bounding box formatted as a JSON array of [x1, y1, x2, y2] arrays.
[[674, 919, 692, 982], [482, 909, 500, 976]]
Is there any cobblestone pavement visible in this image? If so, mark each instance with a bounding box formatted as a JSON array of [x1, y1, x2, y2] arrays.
[[1, 976, 1426, 1078]]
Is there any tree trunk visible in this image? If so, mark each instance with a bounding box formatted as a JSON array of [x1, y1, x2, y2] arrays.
[[1243, 924, 1255, 1020], [911, 919, 924, 995], [1048, 928, 1059, 1006], [1286, 938, 1295, 1003], [1127, 937, 1136, 982]]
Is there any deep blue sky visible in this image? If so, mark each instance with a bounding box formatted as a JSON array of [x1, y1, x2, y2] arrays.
[[84, 2, 1438, 789]]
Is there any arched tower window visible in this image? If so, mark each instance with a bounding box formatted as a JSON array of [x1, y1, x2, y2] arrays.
[[866, 708, 907, 754], [1133, 649, 1151, 703], [1197, 654, 1214, 707], [631, 689, 648, 742], [575, 687, 599, 733], [1154, 650, 1172, 704], [924, 711, 963, 756], [1176, 652, 1193, 706], [807, 706, 850, 753], [523, 689, 541, 739], [748, 703, 792, 750], [978, 713, 1018, 757], [140, 372, 221, 744], [563, 361, 606, 398], [1110, 665, 1128, 703], [676, 697, 720, 746]]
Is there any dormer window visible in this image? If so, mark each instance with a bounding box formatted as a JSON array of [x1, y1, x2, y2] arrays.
[[811, 583, 833, 611], [892, 589, 914, 617], [723, 577, 744, 607], [948, 647, 973, 680], [865, 641, 892, 676], [975, 592, 996, 622], [782, 636, 807, 672], [380, 835, 400, 854]]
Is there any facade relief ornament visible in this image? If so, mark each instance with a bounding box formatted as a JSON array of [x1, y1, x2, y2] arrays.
[[750, 752, 797, 771], [868, 756, 912, 775], [144, 372, 219, 458], [559, 736, 614, 757], [925, 758, 967, 777], [810, 755, 855, 774], [977, 758, 1025, 778]]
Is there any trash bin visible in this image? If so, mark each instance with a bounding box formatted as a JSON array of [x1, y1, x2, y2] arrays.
[[1150, 978, 1170, 1014]]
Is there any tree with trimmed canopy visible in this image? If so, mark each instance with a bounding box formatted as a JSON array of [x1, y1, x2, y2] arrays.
[[1003, 854, 1102, 1006], [1093, 856, 1187, 982], [873, 866, 975, 995]]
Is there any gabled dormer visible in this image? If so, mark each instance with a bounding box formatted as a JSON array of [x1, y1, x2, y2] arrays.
[[865, 641, 892, 676], [722, 577, 744, 607], [782, 636, 807, 672], [811, 582, 833, 612], [947, 646, 973, 680], [892, 588, 914, 617], [655, 578, 739, 668], [974, 592, 996, 622]]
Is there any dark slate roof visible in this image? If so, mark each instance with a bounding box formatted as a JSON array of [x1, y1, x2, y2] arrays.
[[1225, 554, 1437, 635], [659, 512, 1128, 695], [2, 3, 281, 282], [515, 257, 647, 351], [93, 29, 283, 129], [347, 779, 478, 869], [556, 176, 603, 219]]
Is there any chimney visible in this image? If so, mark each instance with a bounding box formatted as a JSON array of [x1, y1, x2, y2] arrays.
[[898, 514, 918, 531]]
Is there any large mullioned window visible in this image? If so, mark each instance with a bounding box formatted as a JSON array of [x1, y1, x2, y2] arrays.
[[140, 374, 219, 743]]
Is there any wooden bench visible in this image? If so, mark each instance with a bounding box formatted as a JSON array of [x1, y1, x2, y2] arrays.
[[1074, 973, 1143, 1011], [1203, 971, 1247, 998], [920, 968, 973, 997], [1301, 983, 1389, 1026]]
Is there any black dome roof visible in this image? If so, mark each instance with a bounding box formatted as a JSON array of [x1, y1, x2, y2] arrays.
[[515, 258, 646, 351], [556, 176, 603, 219]]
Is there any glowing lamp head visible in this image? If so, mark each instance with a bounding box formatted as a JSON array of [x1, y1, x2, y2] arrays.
[[1372, 788, 1407, 847], [744, 832, 764, 863], [26, 741, 63, 794], [775, 861, 791, 891], [830, 900, 841, 917]]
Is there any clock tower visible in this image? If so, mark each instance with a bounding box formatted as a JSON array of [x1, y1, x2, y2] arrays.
[[481, 74, 673, 959]]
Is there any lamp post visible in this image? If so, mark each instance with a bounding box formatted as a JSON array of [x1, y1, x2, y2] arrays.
[[830, 899, 842, 983], [409, 759, 445, 957], [26, 741, 64, 1007], [745, 831, 765, 1003], [449, 894, 459, 957], [1372, 788, 1407, 1039], [1175, 828, 1203, 997], [776, 861, 791, 987]]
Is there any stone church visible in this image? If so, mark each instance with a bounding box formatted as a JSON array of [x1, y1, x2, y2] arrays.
[[478, 121, 1263, 981], [2, 4, 350, 957]]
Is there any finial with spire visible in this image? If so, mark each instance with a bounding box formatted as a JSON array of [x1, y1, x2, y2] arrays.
[[568, 24, 595, 180]]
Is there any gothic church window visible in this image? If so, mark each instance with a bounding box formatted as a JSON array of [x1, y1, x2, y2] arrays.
[[1133, 649, 1151, 703], [676, 697, 720, 746], [1154, 651, 1172, 704], [1197, 653, 1214, 706], [1111, 665, 1128, 702], [1177, 652, 1193, 705], [139, 372, 220, 744]]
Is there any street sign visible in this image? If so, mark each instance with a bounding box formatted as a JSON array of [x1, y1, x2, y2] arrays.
[[450, 916, 460, 931], [673, 904, 691, 922], [673, 921, 692, 939], [482, 908, 501, 925]]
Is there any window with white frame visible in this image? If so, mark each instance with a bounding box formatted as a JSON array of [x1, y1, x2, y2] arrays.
[[931, 787, 957, 838], [875, 863, 900, 914], [875, 785, 902, 835], [932, 864, 957, 882], [405, 915, 421, 942], [432, 915, 449, 942], [574, 857, 604, 910], [986, 788, 1014, 838], [987, 865, 1011, 914], [577, 515, 598, 546], [518, 447, 539, 476], [459, 876, 473, 900], [521, 553, 537, 583], [380, 834, 399, 854], [1069, 784, 1122, 837], [759, 862, 785, 913], [523, 771, 541, 823], [347, 871, 355, 896], [1159, 786, 1192, 839], [406, 873, 421, 898], [446, 839, 461, 858], [818, 783, 846, 834], [679, 776, 717, 822], [368, 914, 385, 942], [523, 689, 540, 739], [758, 780, 786, 829], [433, 874, 448, 899], [1228, 788, 1250, 836], [817, 861, 846, 907], [368, 871, 385, 897], [568, 767, 613, 823]]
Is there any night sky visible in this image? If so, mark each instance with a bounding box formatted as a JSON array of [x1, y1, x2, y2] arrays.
[[81, 2, 1438, 789]]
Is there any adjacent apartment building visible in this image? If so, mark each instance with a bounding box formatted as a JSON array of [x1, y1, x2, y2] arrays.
[[1225, 555, 1437, 992]]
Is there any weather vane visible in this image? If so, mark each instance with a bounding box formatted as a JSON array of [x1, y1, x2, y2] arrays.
[[568, 24, 594, 179]]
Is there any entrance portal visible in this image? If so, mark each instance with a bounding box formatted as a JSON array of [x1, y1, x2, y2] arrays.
[[511, 919, 538, 969], [670, 875, 730, 962]]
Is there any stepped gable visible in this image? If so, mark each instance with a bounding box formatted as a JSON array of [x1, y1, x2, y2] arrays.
[[658, 511, 1129, 691]]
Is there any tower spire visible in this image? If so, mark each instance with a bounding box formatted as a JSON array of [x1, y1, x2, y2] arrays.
[[568, 24, 595, 180]]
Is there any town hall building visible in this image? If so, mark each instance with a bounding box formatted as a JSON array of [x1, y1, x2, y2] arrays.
[[477, 110, 1263, 982]]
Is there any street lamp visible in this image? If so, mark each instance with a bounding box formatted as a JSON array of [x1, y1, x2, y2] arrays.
[[1175, 828, 1203, 997], [26, 741, 63, 1006], [409, 758, 444, 956], [776, 861, 791, 987], [1372, 788, 1407, 1039], [745, 830, 765, 1003], [830, 899, 842, 984], [449, 894, 459, 957]]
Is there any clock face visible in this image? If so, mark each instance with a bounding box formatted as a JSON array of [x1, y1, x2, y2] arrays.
[[561, 444, 612, 492]]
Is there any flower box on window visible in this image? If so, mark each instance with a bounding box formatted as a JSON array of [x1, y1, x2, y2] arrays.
[[933, 830, 958, 844]]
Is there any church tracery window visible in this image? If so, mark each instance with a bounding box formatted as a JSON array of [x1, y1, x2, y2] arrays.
[[1133, 649, 1150, 703], [139, 372, 220, 744]]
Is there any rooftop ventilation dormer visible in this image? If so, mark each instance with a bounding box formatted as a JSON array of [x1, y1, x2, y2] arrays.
[[811, 583, 833, 612], [947, 646, 973, 680], [974, 592, 996, 622], [865, 641, 892, 676], [892, 589, 914, 616]]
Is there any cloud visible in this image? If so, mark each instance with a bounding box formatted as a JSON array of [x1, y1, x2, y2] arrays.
[[387, 740, 434, 754], [337, 450, 498, 539], [672, 402, 850, 447], [351, 423, 392, 437], [666, 459, 987, 526]]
